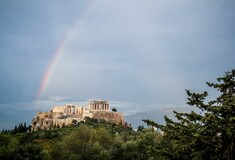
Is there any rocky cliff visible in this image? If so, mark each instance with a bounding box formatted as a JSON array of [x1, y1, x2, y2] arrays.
[[31, 111, 127, 131], [92, 111, 126, 125]]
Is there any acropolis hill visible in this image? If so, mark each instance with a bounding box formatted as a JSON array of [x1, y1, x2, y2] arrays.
[[31, 100, 127, 130]]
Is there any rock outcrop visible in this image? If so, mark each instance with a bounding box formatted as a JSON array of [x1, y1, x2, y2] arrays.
[[31, 100, 128, 131], [31, 110, 127, 131], [92, 111, 126, 125]]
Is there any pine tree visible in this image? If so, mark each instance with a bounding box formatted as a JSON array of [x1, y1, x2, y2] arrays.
[[144, 70, 235, 159], [137, 125, 145, 131], [23, 122, 27, 132]]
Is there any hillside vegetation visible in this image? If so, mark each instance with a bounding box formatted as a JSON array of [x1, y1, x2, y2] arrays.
[[1, 119, 164, 160], [1, 69, 235, 160]]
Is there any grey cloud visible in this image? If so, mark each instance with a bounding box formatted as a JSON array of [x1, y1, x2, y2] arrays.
[[0, 0, 235, 129]]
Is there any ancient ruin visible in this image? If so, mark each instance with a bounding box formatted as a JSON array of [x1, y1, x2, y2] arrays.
[[31, 100, 126, 130]]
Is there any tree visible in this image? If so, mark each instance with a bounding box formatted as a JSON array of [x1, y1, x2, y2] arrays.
[[144, 70, 235, 160], [110, 128, 165, 160], [112, 108, 117, 112], [0, 133, 19, 160], [14, 125, 17, 134], [58, 125, 112, 160], [137, 125, 144, 131]]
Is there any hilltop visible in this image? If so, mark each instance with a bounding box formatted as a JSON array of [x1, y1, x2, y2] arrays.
[[31, 100, 128, 131]]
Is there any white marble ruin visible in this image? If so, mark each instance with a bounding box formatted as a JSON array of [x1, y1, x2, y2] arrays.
[[51, 100, 110, 119]]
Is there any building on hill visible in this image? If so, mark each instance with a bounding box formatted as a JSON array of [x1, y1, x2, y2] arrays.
[[52, 104, 83, 115], [89, 100, 110, 111], [31, 100, 127, 130], [51, 100, 110, 118]]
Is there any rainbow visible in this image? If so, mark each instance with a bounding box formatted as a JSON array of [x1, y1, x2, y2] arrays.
[[36, 1, 96, 100]]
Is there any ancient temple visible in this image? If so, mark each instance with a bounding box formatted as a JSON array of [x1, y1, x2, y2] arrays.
[[31, 100, 127, 130], [89, 100, 110, 111], [51, 100, 110, 118]]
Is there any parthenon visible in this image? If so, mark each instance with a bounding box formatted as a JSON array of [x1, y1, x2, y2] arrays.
[[89, 100, 110, 111]]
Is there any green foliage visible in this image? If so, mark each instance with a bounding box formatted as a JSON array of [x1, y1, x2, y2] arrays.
[[110, 129, 166, 160], [55, 125, 112, 160], [137, 125, 144, 131], [144, 69, 235, 160], [0, 133, 19, 160], [4, 70, 234, 159], [0, 119, 166, 160], [1, 122, 29, 134]]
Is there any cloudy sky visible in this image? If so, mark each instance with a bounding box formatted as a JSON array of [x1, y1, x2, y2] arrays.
[[0, 0, 235, 129]]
